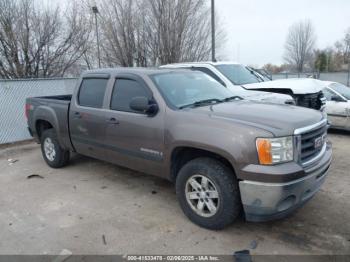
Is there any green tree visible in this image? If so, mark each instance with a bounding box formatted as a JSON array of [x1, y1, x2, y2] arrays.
[[314, 51, 327, 72]]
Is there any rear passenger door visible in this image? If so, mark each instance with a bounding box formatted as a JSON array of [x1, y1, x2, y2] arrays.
[[69, 75, 110, 159], [103, 74, 165, 175]]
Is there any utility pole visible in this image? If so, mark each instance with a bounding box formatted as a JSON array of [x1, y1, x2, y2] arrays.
[[211, 0, 216, 62], [92, 6, 101, 68], [347, 60, 350, 87]]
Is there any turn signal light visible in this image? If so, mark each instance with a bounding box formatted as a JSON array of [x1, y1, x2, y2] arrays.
[[256, 136, 294, 165], [256, 138, 272, 165]]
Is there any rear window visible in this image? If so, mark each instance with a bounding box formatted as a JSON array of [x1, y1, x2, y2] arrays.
[[78, 79, 108, 108]]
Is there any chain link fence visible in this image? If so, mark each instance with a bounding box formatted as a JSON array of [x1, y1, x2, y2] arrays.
[[271, 72, 350, 86], [0, 78, 78, 144], [1, 73, 349, 145]]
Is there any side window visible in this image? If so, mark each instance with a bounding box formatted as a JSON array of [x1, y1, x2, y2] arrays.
[[78, 78, 108, 108], [111, 79, 151, 113], [322, 88, 336, 101], [193, 67, 226, 87]]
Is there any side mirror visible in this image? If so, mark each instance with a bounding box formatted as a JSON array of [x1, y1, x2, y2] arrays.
[[130, 96, 158, 116], [331, 95, 344, 102]]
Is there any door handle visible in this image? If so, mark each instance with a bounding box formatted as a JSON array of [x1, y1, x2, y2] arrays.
[[74, 112, 82, 119], [106, 117, 119, 125]]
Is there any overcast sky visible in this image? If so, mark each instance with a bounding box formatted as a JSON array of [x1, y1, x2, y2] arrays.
[[215, 0, 350, 66]]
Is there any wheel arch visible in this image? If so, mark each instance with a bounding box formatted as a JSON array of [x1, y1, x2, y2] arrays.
[[32, 106, 66, 148], [169, 145, 237, 182], [35, 119, 54, 139]]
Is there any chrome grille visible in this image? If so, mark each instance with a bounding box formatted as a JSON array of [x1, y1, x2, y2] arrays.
[[299, 123, 327, 165]]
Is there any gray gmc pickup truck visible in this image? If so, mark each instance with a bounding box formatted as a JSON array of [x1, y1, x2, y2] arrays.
[[26, 68, 332, 229]]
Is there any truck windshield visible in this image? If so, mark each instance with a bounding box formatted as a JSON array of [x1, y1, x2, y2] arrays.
[[215, 64, 260, 85], [330, 83, 350, 100], [151, 71, 237, 109]]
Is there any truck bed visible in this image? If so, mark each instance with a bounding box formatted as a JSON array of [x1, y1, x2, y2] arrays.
[[26, 94, 74, 151], [29, 94, 72, 102]]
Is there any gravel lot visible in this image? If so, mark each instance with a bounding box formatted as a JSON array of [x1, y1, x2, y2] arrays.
[[0, 131, 349, 255]]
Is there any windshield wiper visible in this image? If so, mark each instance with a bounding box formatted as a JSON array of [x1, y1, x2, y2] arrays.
[[179, 97, 243, 109], [179, 98, 222, 109], [246, 67, 264, 82], [221, 96, 243, 102]]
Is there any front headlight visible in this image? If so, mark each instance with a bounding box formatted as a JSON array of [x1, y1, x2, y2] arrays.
[[256, 136, 294, 165]]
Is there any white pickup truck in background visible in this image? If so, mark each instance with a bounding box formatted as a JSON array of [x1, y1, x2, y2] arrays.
[[161, 62, 326, 112]]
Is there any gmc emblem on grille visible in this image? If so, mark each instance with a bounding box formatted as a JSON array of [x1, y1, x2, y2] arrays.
[[314, 134, 326, 149]]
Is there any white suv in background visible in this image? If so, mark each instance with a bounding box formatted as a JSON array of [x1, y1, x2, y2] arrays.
[[161, 61, 326, 111]]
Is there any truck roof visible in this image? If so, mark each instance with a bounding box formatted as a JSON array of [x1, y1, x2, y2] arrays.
[[82, 67, 189, 77], [83, 62, 243, 77], [161, 61, 241, 67]]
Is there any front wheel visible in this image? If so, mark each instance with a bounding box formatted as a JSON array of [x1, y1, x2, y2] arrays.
[[41, 129, 70, 168], [176, 157, 241, 230]]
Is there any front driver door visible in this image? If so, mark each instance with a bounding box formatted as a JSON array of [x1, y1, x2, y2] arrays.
[[323, 87, 348, 128], [103, 74, 165, 176]]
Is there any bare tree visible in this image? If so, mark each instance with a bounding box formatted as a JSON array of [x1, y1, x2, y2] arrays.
[[0, 0, 92, 78], [333, 35, 349, 65], [284, 20, 316, 73], [0, 0, 227, 76], [143, 0, 225, 65], [94, 0, 225, 67], [344, 28, 350, 63], [97, 0, 138, 67]]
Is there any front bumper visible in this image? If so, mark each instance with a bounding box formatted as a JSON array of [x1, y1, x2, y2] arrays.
[[239, 142, 332, 222]]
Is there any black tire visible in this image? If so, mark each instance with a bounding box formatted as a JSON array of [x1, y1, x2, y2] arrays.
[[176, 157, 241, 230], [40, 129, 70, 168]]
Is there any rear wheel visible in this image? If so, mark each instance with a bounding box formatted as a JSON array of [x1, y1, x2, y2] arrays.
[[40, 129, 70, 168], [176, 157, 241, 230]]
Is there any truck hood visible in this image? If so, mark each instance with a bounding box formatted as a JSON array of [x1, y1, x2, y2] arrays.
[[190, 100, 324, 136], [242, 78, 327, 95], [233, 89, 294, 104]]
